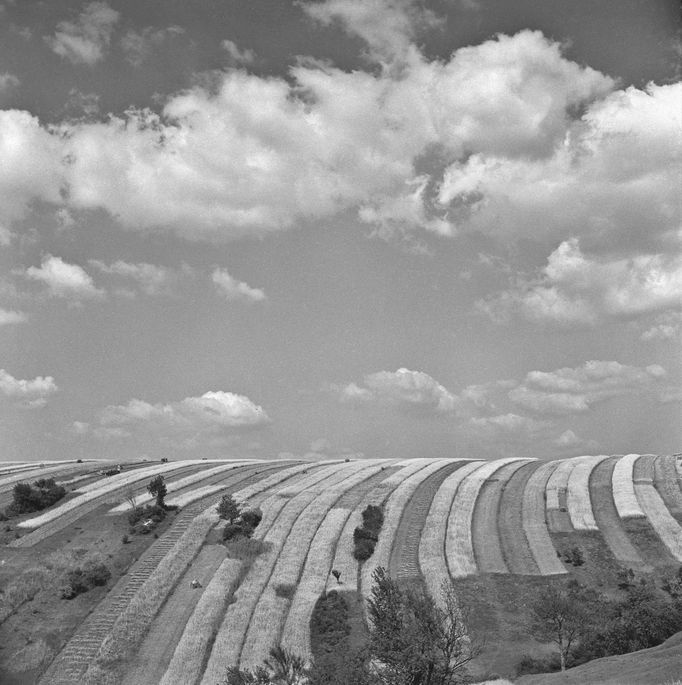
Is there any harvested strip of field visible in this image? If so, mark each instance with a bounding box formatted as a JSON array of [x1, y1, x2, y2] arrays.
[[567, 454, 611, 530], [545, 456, 583, 532], [389, 460, 469, 581], [634, 453, 656, 482], [589, 457, 649, 571], [498, 461, 541, 575], [109, 461, 251, 513], [200, 461, 364, 684], [521, 460, 566, 575], [239, 462, 383, 670], [634, 477, 682, 561], [419, 460, 484, 605], [654, 454, 682, 517], [121, 544, 226, 685], [0, 462, 94, 492], [612, 454, 645, 518], [621, 515, 679, 570], [472, 459, 534, 574], [447, 458, 530, 578], [360, 459, 453, 606]]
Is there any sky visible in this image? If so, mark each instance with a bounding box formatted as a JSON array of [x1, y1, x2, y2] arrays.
[[0, 0, 680, 463]]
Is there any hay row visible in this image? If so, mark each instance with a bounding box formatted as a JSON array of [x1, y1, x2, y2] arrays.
[[567, 455, 610, 530], [545, 456, 583, 510], [360, 459, 453, 606], [612, 454, 645, 518], [419, 461, 483, 604], [634, 480, 682, 561], [446, 458, 529, 578], [472, 459, 533, 573], [239, 462, 383, 670], [654, 455, 682, 515], [199, 461, 364, 684], [521, 460, 566, 575]]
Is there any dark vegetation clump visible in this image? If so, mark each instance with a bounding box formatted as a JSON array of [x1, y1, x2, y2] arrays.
[[60, 560, 111, 599], [128, 503, 167, 534], [6, 478, 66, 516], [217, 494, 263, 542], [311, 589, 351, 655], [274, 583, 297, 599], [353, 504, 384, 561]]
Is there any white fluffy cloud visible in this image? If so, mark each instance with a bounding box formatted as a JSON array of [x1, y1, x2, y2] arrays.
[[641, 312, 682, 341], [0, 308, 27, 325], [25, 255, 104, 301], [338, 367, 459, 414], [508, 360, 667, 415], [47, 1, 119, 66], [89, 259, 177, 296], [96, 390, 271, 438], [212, 268, 266, 302], [479, 239, 682, 326], [221, 39, 255, 65], [0, 368, 58, 408], [121, 25, 185, 67]]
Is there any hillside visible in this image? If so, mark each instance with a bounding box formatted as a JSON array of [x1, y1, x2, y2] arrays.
[[0, 453, 681, 684]]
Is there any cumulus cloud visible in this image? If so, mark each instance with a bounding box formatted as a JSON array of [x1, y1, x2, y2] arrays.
[[121, 25, 185, 67], [0, 72, 20, 92], [221, 39, 256, 65], [25, 255, 104, 301], [0, 308, 27, 325], [96, 390, 271, 439], [479, 239, 682, 326], [508, 360, 667, 415], [0, 368, 58, 408], [47, 1, 120, 66], [469, 412, 545, 435], [641, 311, 682, 341], [89, 259, 177, 296], [338, 367, 459, 414], [212, 268, 266, 302]]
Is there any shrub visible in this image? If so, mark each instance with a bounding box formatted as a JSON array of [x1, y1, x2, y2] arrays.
[[127, 503, 166, 534], [147, 475, 167, 508], [353, 504, 384, 561], [61, 561, 111, 599], [240, 507, 263, 529], [121, 534, 130, 544], [7, 478, 66, 516], [274, 583, 297, 599], [216, 494, 241, 522], [222, 521, 255, 542]]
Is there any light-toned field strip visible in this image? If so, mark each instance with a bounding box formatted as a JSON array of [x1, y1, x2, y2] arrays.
[[498, 461, 542, 575], [15, 460, 222, 530], [590, 457, 649, 571], [239, 461, 385, 670], [360, 459, 454, 606], [322, 459, 431, 596], [521, 460, 567, 575], [545, 456, 585, 533], [634, 474, 682, 562], [108, 461, 253, 513], [0, 459, 98, 476], [0, 462, 95, 492], [446, 458, 530, 578], [199, 461, 362, 685], [654, 455, 682, 515], [612, 454, 646, 518], [472, 459, 534, 573], [567, 455, 611, 530], [419, 460, 484, 605]]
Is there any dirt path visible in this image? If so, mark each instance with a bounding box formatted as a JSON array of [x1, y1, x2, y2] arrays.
[[121, 544, 226, 685], [498, 461, 541, 575], [388, 460, 466, 582]]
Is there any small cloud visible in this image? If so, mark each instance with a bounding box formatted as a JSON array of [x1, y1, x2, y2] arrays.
[[63, 88, 100, 119], [212, 268, 266, 303], [0, 72, 20, 92], [641, 312, 682, 341], [25, 255, 104, 301], [47, 1, 119, 66], [121, 25, 185, 67], [0, 308, 28, 326], [221, 39, 256, 65], [71, 420, 90, 435], [0, 368, 58, 408], [90, 259, 176, 296]]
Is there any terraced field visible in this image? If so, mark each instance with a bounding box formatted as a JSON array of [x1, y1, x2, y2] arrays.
[[0, 453, 681, 684]]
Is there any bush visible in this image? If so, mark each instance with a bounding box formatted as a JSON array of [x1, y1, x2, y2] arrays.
[[516, 653, 562, 676], [240, 507, 263, 529], [353, 504, 384, 561], [353, 537, 377, 562], [222, 521, 255, 542], [274, 583, 297, 599], [127, 503, 166, 534], [216, 494, 240, 522], [7, 478, 66, 516], [219, 500, 263, 543], [61, 561, 111, 599]]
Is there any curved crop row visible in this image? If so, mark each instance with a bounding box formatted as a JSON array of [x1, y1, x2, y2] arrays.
[[612, 454, 645, 518], [634, 478, 682, 562], [472, 459, 533, 574], [239, 462, 384, 670], [0, 462, 92, 493], [419, 460, 483, 604], [199, 461, 363, 684], [567, 455, 610, 530], [654, 455, 682, 516], [447, 458, 530, 578], [545, 456, 584, 532], [521, 460, 566, 575]]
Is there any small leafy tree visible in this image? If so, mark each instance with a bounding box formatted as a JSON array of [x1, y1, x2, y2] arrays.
[[147, 475, 167, 508], [217, 494, 241, 522], [331, 569, 341, 583], [225, 646, 309, 685]]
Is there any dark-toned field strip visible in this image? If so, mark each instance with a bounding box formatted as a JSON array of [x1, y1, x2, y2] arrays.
[[654, 455, 682, 518], [39, 462, 292, 685], [634, 454, 657, 481], [498, 461, 542, 575], [389, 460, 466, 581], [590, 457, 650, 572], [9, 463, 213, 548], [547, 486, 574, 533]]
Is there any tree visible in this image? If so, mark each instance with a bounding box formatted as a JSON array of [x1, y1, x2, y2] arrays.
[[147, 475, 167, 508], [217, 494, 241, 522], [529, 583, 592, 670], [366, 567, 478, 685], [225, 646, 309, 685]]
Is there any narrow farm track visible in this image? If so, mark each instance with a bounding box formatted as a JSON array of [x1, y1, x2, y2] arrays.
[[654, 454, 682, 517], [472, 459, 533, 574], [498, 461, 541, 575], [388, 459, 467, 581], [590, 457, 650, 571], [521, 460, 566, 575], [39, 500, 217, 685]]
